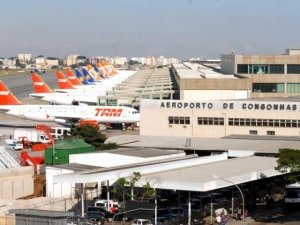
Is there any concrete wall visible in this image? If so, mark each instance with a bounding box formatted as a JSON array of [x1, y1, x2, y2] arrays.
[[181, 90, 248, 101], [0, 167, 34, 199]]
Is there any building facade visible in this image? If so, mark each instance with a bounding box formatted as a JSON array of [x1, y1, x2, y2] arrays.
[[140, 99, 300, 138], [221, 49, 300, 98]]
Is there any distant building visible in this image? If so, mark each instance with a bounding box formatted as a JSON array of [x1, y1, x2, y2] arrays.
[[65, 54, 79, 66], [2, 57, 17, 69], [35, 55, 46, 67], [18, 53, 32, 64], [46, 57, 59, 67]]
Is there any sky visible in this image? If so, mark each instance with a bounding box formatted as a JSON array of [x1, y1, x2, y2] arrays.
[[0, 0, 300, 59]]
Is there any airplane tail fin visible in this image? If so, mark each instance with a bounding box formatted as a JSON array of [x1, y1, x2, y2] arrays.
[[0, 81, 22, 105], [56, 71, 75, 89], [65, 68, 82, 86], [75, 69, 91, 85], [31, 73, 53, 93], [82, 67, 97, 83], [93, 65, 106, 79], [87, 65, 101, 80]]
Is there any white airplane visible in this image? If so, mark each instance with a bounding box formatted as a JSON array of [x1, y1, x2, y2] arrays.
[[29, 73, 100, 105], [0, 81, 140, 126]]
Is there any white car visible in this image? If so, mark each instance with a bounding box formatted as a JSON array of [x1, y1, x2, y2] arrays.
[[131, 219, 153, 225]]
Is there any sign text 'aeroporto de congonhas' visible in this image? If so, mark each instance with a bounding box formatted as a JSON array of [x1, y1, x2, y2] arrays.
[[159, 101, 298, 111]]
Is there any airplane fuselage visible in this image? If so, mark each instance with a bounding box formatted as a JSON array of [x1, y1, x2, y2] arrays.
[[0, 105, 140, 124]]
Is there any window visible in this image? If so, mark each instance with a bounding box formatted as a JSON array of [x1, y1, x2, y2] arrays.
[[267, 131, 275, 135], [287, 83, 300, 93], [270, 64, 284, 74], [287, 65, 300, 74], [253, 83, 284, 93], [237, 64, 248, 73], [249, 65, 269, 74], [169, 116, 190, 125], [249, 130, 257, 135], [198, 117, 224, 126]]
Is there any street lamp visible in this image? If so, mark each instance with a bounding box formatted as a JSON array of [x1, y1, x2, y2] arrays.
[[212, 175, 244, 221]]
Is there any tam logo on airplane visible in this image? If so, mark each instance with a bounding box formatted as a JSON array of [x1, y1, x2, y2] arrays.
[[34, 82, 44, 86], [95, 108, 123, 117], [58, 79, 67, 82], [0, 91, 9, 95]]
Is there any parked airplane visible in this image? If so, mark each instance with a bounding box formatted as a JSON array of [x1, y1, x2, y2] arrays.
[[55, 70, 133, 94], [0, 80, 140, 125], [30, 73, 100, 105]]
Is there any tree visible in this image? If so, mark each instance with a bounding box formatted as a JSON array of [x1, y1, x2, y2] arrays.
[[69, 124, 118, 150], [111, 172, 156, 203], [276, 148, 300, 183]]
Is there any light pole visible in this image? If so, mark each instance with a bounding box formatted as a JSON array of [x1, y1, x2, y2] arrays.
[[212, 175, 244, 221]]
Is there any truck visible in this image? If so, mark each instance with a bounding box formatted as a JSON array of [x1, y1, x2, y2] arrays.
[[13, 129, 51, 146], [94, 199, 119, 213]]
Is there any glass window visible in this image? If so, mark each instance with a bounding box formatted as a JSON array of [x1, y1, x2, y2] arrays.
[[257, 119, 262, 126], [251, 119, 256, 126], [270, 64, 284, 74], [228, 118, 234, 126], [263, 119, 268, 126], [280, 120, 286, 127], [198, 117, 203, 125], [240, 118, 245, 126], [174, 117, 179, 124], [249, 65, 269, 74], [267, 131, 275, 135], [253, 83, 284, 93], [234, 118, 239, 126], [220, 118, 224, 125], [179, 117, 185, 124], [246, 118, 251, 126], [185, 117, 190, 124], [237, 64, 248, 73], [287, 83, 300, 93], [249, 130, 258, 135], [287, 65, 300, 74]]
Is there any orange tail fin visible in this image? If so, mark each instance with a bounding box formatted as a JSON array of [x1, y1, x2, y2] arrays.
[[31, 73, 53, 93], [56, 71, 75, 89], [0, 81, 22, 105], [65, 68, 82, 86]]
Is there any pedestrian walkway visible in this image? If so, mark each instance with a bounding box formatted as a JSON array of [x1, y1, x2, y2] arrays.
[[203, 215, 255, 225]]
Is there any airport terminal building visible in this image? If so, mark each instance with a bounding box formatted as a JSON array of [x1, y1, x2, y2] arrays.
[[140, 49, 300, 138], [140, 99, 300, 138], [221, 49, 300, 98]]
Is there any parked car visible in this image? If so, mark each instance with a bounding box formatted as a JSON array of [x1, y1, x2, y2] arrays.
[[131, 218, 153, 225], [85, 211, 106, 224], [87, 206, 115, 221]]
